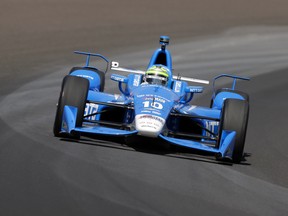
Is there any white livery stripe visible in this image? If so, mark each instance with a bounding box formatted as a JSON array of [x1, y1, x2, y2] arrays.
[[173, 76, 209, 84]]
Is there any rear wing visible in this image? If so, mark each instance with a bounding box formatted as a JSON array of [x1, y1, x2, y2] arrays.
[[111, 61, 209, 85]]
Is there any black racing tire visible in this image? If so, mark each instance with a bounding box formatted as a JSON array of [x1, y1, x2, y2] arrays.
[[218, 99, 249, 163], [210, 88, 249, 108], [53, 75, 89, 137]]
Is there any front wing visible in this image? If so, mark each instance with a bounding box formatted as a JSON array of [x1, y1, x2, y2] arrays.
[[61, 105, 235, 160]]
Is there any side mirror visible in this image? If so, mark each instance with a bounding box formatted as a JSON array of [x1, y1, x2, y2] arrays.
[[110, 74, 128, 83], [185, 86, 203, 93]]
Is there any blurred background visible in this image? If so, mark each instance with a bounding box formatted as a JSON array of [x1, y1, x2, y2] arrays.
[[1, 0, 288, 95]]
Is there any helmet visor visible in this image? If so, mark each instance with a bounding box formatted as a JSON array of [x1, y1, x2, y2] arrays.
[[145, 75, 167, 86]]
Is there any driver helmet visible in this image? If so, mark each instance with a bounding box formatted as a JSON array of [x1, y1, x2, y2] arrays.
[[144, 65, 170, 86]]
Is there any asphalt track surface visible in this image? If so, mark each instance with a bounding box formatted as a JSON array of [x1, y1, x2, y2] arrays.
[[1, 1, 288, 215]]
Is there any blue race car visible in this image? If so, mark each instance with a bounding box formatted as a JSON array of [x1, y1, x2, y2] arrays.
[[53, 36, 250, 163]]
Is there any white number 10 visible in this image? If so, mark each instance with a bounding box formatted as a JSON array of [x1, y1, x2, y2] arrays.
[[143, 101, 163, 110]]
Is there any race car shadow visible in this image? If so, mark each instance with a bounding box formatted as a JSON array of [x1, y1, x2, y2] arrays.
[[125, 136, 251, 166], [241, 153, 252, 165], [60, 135, 251, 166]]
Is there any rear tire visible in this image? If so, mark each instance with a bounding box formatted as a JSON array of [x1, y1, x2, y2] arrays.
[[53, 75, 89, 137], [218, 99, 249, 163]]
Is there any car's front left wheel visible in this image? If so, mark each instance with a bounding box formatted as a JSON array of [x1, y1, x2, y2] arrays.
[[218, 99, 249, 163]]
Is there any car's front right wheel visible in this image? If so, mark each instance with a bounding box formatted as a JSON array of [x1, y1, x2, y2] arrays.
[[53, 75, 89, 138]]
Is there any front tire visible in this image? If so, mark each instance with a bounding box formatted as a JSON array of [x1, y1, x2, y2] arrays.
[[53, 75, 89, 137], [210, 89, 249, 108], [218, 99, 249, 163]]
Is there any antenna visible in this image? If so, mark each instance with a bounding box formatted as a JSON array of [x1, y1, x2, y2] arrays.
[[160, 36, 170, 50]]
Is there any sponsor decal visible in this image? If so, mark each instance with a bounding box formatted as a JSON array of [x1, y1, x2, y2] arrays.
[[189, 87, 203, 93], [138, 94, 167, 103], [77, 74, 94, 80], [174, 81, 182, 93], [133, 74, 141, 86], [138, 114, 165, 124], [205, 121, 219, 136], [111, 74, 125, 82], [136, 94, 145, 98], [84, 103, 99, 120], [136, 114, 165, 131]]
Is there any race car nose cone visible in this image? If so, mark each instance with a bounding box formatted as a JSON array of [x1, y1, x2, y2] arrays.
[[135, 114, 165, 138]]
